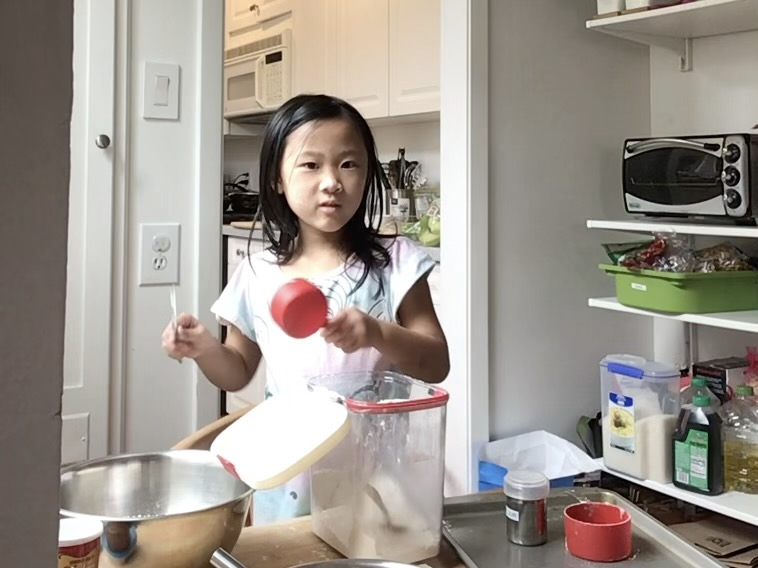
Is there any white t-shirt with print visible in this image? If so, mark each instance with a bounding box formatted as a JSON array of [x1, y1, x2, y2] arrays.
[[210, 236, 435, 525]]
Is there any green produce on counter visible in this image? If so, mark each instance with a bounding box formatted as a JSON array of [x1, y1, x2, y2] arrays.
[[401, 201, 440, 248]]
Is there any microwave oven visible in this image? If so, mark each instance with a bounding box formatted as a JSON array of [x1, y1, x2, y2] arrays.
[[622, 133, 758, 222], [223, 29, 292, 122]]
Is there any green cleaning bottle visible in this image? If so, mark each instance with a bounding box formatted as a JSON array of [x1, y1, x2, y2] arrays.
[[672, 394, 724, 496]]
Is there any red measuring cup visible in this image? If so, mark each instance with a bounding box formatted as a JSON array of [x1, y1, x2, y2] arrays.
[[271, 278, 328, 338]]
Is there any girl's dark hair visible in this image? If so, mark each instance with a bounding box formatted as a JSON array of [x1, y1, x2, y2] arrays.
[[256, 94, 392, 291]]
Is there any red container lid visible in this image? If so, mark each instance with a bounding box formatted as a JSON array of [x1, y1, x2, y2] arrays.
[[309, 372, 449, 415]]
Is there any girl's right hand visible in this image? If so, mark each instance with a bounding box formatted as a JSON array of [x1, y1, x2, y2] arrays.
[[161, 313, 215, 362]]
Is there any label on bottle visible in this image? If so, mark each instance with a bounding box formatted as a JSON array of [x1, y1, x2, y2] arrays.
[[609, 392, 635, 453], [674, 429, 709, 491], [505, 506, 520, 522]]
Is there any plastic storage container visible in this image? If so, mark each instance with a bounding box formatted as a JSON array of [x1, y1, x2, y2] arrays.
[[601, 354, 681, 483], [719, 385, 758, 494], [307, 371, 449, 563], [599, 264, 758, 314]]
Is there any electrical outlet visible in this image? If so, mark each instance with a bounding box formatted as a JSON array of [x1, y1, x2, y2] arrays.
[[138, 223, 180, 286]]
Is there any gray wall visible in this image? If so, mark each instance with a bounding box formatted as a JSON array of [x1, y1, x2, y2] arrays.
[[488, 0, 654, 442], [0, 1, 72, 562]]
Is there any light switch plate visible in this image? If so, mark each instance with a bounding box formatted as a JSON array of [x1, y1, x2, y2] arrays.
[[139, 223, 180, 286], [143, 62, 180, 120], [61, 413, 90, 466]]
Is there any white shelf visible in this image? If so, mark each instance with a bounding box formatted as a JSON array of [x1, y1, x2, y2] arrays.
[[589, 297, 758, 333], [587, 0, 758, 40], [586, 0, 758, 70], [587, 219, 758, 239], [596, 458, 758, 527]]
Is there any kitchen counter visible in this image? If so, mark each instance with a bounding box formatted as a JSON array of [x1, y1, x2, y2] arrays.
[[230, 515, 465, 568], [223, 224, 263, 239]]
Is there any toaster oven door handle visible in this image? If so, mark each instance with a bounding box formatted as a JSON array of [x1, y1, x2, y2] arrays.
[[626, 138, 722, 154]]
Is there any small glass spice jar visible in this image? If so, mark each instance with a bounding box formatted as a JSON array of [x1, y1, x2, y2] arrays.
[[504, 470, 550, 546]]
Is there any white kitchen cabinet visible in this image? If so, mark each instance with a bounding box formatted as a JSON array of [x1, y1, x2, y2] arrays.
[[226, 0, 292, 36], [333, 0, 390, 119], [330, 0, 439, 119], [225, 236, 267, 413], [388, 0, 440, 116], [291, 0, 331, 96]]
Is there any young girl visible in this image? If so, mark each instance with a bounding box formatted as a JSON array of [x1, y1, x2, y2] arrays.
[[161, 93, 449, 525]]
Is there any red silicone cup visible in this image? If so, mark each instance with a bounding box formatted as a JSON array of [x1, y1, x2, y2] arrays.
[[564, 502, 632, 563], [271, 279, 328, 338]]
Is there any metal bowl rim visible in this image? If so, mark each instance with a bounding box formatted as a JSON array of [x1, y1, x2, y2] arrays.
[[59, 449, 254, 522]]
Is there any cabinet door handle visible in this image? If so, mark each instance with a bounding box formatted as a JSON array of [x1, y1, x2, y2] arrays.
[[249, 3, 260, 14]]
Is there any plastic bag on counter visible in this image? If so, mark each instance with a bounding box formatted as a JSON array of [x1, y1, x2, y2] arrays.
[[479, 430, 600, 490], [602, 241, 653, 265], [608, 233, 695, 272], [393, 195, 440, 247], [417, 198, 440, 247], [693, 242, 755, 272]]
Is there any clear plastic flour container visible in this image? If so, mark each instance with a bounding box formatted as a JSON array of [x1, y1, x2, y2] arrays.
[[307, 371, 449, 563], [601, 354, 680, 484]]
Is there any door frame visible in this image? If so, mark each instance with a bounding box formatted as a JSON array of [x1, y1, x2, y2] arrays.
[[189, 0, 490, 493], [439, 0, 489, 495], [63, 0, 117, 463], [193, 0, 226, 429]]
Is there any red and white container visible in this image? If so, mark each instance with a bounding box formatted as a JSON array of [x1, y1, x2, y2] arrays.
[[58, 518, 103, 568], [308, 371, 449, 563]]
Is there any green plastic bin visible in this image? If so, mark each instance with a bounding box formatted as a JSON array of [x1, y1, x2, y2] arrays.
[[599, 264, 758, 314]]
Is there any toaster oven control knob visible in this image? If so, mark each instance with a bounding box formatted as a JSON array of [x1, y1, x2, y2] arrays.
[[724, 143, 741, 164], [722, 166, 741, 186], [725, 189, 742, 209]]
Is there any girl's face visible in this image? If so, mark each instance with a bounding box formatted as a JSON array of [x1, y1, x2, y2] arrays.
[[278, 118, 368, 239]]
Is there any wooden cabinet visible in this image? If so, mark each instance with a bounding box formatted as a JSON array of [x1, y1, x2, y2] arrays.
[[333, 0, 390, 119], [225, 0, 292, 48], [291, 0, 331, 96], [224, 0, 440, 119], [388, 0, 440, 116], [226, 0, 292, 35], [330, 0, 439, 119]]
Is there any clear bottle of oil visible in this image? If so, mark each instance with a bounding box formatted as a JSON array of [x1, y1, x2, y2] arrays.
[[672, 394, 724, 496], [681, 376, 721, 409], [719, 385, 758, 494]]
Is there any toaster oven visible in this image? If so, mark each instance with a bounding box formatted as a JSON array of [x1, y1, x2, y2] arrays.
[[622, 133, 758, 223]]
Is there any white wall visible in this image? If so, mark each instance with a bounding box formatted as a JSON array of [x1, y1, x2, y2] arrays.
[[225, 137, 262, 184], [123, 0, 222, 452], [650, 32, 758, 365], [373, 120, 440, 186], [488, 0, 654, 443]]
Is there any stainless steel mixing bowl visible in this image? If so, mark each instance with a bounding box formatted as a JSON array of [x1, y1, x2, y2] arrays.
[[60, 449, 253, 568]]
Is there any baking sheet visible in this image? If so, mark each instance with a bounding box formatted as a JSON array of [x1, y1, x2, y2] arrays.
[[442, 488, 722, 568]]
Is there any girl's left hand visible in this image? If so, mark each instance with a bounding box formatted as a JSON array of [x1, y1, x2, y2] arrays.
[[321, 308, 379, 353]]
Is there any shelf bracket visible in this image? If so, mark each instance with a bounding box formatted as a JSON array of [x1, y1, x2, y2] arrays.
[[593, 28, 693, 72]]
